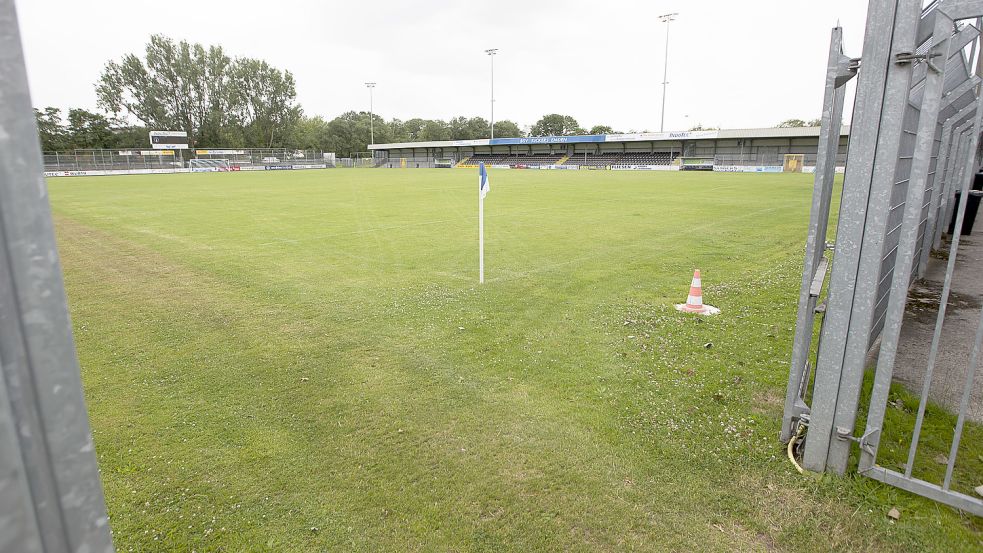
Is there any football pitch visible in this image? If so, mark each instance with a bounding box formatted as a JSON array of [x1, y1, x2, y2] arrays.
[[48, 169, 981, 551]]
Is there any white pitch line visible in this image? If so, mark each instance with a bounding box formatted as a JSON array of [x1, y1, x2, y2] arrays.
[[484, 206, 781, 283], [252, 199, 634, 247]]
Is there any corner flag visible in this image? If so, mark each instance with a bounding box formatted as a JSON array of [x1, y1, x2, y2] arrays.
[[479, 162, 490, 199], [478, 163, 489, 283]]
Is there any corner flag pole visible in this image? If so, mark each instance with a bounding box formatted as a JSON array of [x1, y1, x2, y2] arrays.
[[478, 162, 489, 284], [479, 184, 484, 283]]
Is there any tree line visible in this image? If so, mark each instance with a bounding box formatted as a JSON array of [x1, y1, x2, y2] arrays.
[[33, 35, 626, 155], [776, 118, 822, 128], [34, 107, 529, 156]]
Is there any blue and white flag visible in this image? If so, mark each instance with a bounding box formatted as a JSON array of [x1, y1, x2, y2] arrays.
[[479, 162, 490, 199], [478, 162, 489, 283]]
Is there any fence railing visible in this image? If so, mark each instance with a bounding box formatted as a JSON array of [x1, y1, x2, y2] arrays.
[[42, 148, 335, 172], [783, 0, 983, 517]]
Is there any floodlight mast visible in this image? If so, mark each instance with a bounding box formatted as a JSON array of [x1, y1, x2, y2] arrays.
[[659, 12, 678, 133], [486, 49, 498, 139], [365, 82, 377, 145]]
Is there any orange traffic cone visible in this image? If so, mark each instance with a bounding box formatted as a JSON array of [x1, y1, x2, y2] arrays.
[[675, 269, 720, 315]]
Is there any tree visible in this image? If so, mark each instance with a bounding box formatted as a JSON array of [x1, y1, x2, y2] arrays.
[[289, 115, 331, 150], [419, 120, 450, 141], [493, 120, 523, 138], [465, 117, 490, 139], [322, 111, 395, 156], [777, 118, 808, 128], [530, 114, 584, 136], [448, 116, 489, 140], [807, 118, 822, 127], [368, 116, 524, 142], [324, 111, 360, 156], [109, 124, 151, 149], [401, 118, 428, 141], [226, 58, 302, 147], [34, 107, 69, 151], [365, 112, 392, 145], [589, 125, 614, 135], [387, 118, 410, 143], [67, 109, 115, 149], [34, 106, 150, 151], [96, 34, 300, 148]]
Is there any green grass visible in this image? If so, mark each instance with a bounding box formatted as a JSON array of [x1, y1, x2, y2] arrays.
[[47, 168, 982, 551]]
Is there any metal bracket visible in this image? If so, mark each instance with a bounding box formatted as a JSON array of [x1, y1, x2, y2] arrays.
[[787, 413, 811, 443], [787, 404, 811, 430], [810, 257, 829, 298], [895, 51, 943, 73], [834, 56, 861, 87], [835, 426, 879, 457]]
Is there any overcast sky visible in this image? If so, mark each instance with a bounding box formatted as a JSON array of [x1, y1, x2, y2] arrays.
[[16, 0, 869, 133]]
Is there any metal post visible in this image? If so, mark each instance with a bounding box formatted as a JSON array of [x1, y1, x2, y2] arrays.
[[486, 49, 498, 140], [822, 0, 922, 475], [920, 99, 976, 275], [803, 0, 914, 474], [859, 8, 955, 473], [659, 13, 678, 133], [0, 1, 114, 552], [781, 26, 856, 443], [924, 119, 979, 479], [943, 286, 983, 490], [479, 180, 484, 283], [867, 93, 983, 515], [942, 124, 973, 235], [365, 82, 376, 146]]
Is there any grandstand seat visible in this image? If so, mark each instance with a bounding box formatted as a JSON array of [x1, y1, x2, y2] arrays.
[[561, 152, 678, 167]]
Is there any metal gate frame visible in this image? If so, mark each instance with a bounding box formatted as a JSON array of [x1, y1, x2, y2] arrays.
[[859, 1, 983, 515], [784, 0, 983, 516], [919, 97, 977, 275], [0, 1, 115, 551], [781, 25, 858, 443]]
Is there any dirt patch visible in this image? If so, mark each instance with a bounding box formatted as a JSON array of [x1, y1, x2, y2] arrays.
[[751, 388, 785, 416], [904, 281, 981, 325], [893, 233, 983, 423]]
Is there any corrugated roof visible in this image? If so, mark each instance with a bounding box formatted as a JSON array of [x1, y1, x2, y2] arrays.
[[367, 125, 851, 150], [716, 126, 850, 139]]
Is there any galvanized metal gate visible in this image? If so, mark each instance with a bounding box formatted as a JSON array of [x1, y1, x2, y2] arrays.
[[783, 0, 983, 516], [0, 1, 115, 552]]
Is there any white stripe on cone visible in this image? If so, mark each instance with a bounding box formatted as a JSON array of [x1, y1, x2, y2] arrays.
[[676, 269, 720, 315]]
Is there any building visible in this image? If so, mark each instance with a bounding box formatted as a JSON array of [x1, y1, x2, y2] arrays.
[[368, 126, 850, 172]]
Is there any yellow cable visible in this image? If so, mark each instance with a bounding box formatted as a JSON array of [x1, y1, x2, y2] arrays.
[[787, 425, 806, 474]]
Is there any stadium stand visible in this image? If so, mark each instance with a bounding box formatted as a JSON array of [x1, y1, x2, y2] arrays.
[[372, 127, 852, 170], [562, 152, 678, 167], [457, 154, 509, 167], [459, 152, 677, 168], [503, 154, 565, 166], [458, 153, 565, 167]]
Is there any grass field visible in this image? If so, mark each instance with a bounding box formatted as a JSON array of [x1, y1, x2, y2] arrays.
[[48, 168, 982, 551]]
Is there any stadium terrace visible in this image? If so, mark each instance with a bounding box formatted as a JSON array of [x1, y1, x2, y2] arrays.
[[369, 125, 850, 172]]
